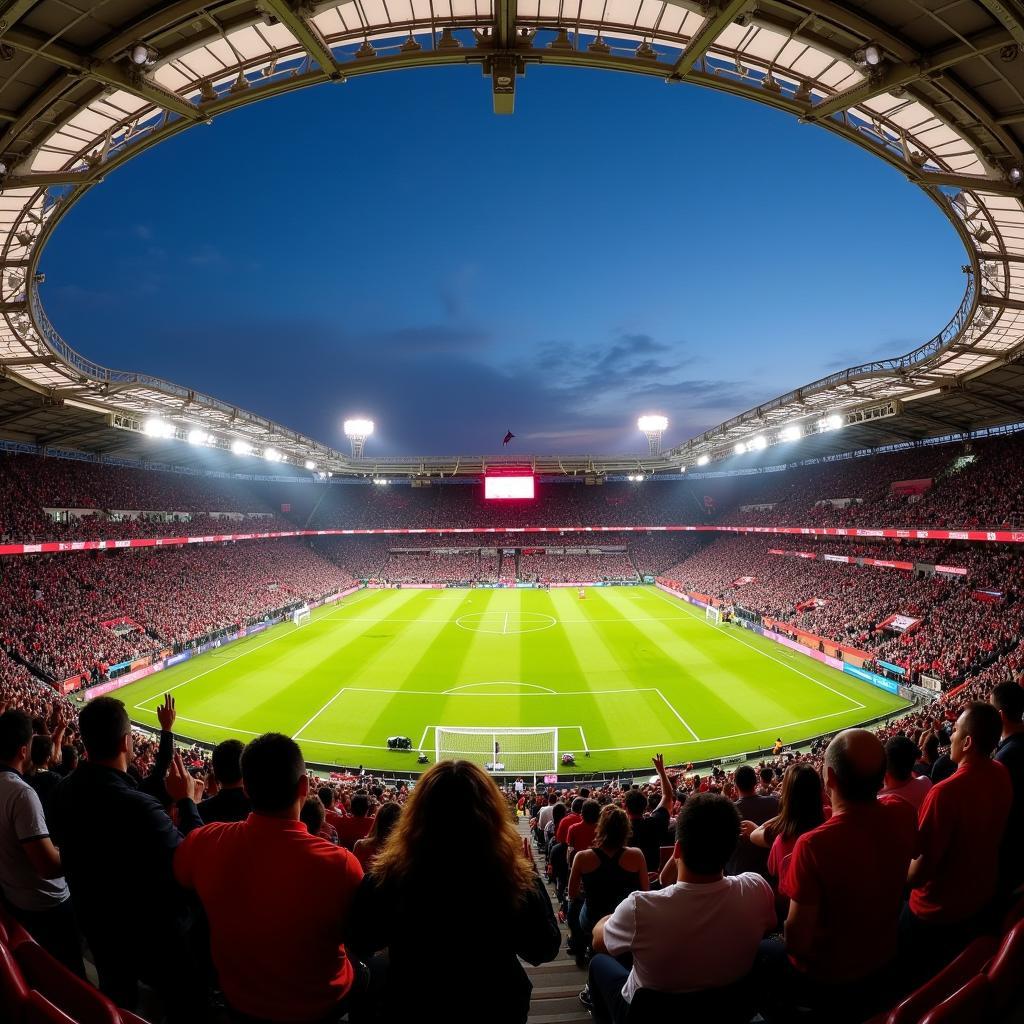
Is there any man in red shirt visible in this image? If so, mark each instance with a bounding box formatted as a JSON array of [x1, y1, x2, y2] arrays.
[[555, 797, 584, 846], [567, 799, 601, 859], [174, 734, 365, 1022], [904, 701, 1012, 976], [334, 791, 375, 850], [757, 729, 917, 1021], [319, 785, 347, 834]]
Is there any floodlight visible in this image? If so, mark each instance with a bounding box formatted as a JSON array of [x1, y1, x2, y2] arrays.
[[263, 448, 282, 462], [130, 43, 154, 65], [372, 477, 389, 485], [637, 414, 668, 455], [779, 424, 803, 442], [1010, 167, 1023, 184], [734, 442, 747, 455], [697, 455, 710, 467], [143, 417, 174, 439], [187, 428, 210, 446], [863, 44, 882, 66], [750, 435, 768, 451], [0, 161, 7, 176], [818, 414, 844, 432], [679, 465, 686, 473], [344, 417, 374, 459], [231, 439, 253, 456], [304, 460, 317, 470]]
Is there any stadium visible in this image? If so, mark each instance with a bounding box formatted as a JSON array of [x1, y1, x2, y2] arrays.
[[3, 1, 1024, 1023]]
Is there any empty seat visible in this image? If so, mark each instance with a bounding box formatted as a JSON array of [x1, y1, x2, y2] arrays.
[[0, 940, 29, 1023], [919, 975, 992, 1024], [14, 942, 120, 1024], [986, 918, 1024, 1013], [23, 990, 78, 1024]]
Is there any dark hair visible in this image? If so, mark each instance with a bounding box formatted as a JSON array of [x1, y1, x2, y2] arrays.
[[921, 732, 940, 761], [734, 765, 757, 793], [624, 790, 646, 815], [551, 802, 567, 826], [961, 701, 1003, 757], [369, 801, 401, 844], [594, 805, 630, 851], [241, 733, 305, 813], [885, 735, 920, 782], [300, 796, 325, 836], [581, 798, 600, 825], [60, 745, 78, 775], [351, 791, 370, 817], [580, 788, 590, 798], [79, 697, 130, 761], [765, 763, 824, 842], [318, 786, 335, 808], [759, 766, 774, 785], [570, 796, 585, 814], [992, 682, 1024, 725], [675, 793, 740, 875], [212, 739, 244, 786], [30, 734, 53, 768], [0, 710, 33, 761]]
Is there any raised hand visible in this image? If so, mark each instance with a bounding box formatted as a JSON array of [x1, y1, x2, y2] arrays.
[[165, 751, 196, 803], [157, 693, 176, 732], [652, 753, 666, 775]]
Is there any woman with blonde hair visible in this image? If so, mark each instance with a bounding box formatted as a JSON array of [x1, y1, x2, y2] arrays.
[[348, 760, 560, 1022]]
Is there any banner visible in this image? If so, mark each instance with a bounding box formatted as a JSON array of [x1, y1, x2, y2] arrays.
[[878, 614, 922, 633], [878, 660, 907, 677], [733, 576, 756, 586], [891, 479, 933, 496], [973, 589, 1004, 602], [843, 663, 901, 694]]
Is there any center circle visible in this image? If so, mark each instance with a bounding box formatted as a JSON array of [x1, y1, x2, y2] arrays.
[[455, 611, 557, 635]]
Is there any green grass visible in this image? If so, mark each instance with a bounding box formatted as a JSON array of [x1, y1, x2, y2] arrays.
[[110, 586, 910, 774]]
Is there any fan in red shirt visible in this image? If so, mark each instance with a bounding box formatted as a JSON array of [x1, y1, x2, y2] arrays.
[[555, 797, 584, 845], [904, 701, 1013, 977], [758, 729, 918, 1022], [334, 790, 375, 850], [174, 734, 365, 1022], [567, 799, 601, 857]]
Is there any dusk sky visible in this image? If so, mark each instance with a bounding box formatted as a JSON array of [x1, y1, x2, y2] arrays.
[[42, 65, 965, 457]]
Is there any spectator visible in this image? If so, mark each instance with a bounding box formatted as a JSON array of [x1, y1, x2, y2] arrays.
[[587, 793, 774, 1024], [757, 729, 918, 1022], [335, 790, 374, 851], [199, 739, 250, 824], [300, 795, 339, 845], [49, 696, 204, 1018], [992, 681, 1024, 893], [904, 702, 1013, 972], [624, 755, 673, 872], [567, 799, 601, 860], [568, 805, 648, 976], [348, 760, 560, 1023], [175, 733, 365, 1022], [353, 801, 401, 871], [879, 735, 933, 813], [25, 730, 63, 813], [556, 796, 584, 845], [0, 710, 82, 974], [728, 764, 779, 878], [536, 791, 558, 839]]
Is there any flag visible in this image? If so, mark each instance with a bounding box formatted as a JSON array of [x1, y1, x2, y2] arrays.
[[502, 430, 515, 445]]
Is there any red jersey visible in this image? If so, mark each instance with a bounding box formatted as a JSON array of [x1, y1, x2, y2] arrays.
[[567, 821, 597, 852], [174, 814, 363, 1021], [334, 814, 374, 850], [556, 812, 582, 845], [910, 757, 1012, 923]]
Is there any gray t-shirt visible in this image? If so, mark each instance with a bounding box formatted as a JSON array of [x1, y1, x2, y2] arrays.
[[0, 768, 69, 911]]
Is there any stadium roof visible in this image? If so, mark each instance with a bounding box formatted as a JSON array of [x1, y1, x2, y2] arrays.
[[1, 0, 1024, 477]]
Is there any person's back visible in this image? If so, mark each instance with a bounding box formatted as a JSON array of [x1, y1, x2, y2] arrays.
[[334, 791, 374, 850], [349, 760, 559, 1023], [176, 734, 363, 1022], [991, 682, 1024, 892], [729, 766, 779, 877], [199, 739, 250, 824], [879, 735, 932, 814]]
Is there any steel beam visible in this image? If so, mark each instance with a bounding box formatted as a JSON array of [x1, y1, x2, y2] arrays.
[[670, 0, 750, 79], [806, 28, 1013, 122], [914, 172, 1022, 196], [2, 28, 202, 121], [0, 1, 36, 36], [982, 295, 1024, 311], [261, 0, 344, 80]]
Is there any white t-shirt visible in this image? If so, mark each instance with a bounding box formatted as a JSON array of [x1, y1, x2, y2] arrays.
[[0, 768, 69, 912], [537, 804, 555, 831], [603, 873, 775, 1001]]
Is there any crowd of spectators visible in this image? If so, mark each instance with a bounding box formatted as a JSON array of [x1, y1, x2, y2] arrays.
[[518, 551, 638, 583]]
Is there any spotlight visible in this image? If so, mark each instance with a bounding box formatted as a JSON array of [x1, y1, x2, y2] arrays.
[[130, 43, 154, 66], [734, 442, 747, 455], [779, 424, 803, 442], [679, 465, 686, 473], [304, 460, 317, 470], [187, 429, 210, 446], [697, 455, 710, 467], [863, 44, 882, 66], [818, 414, 843, 432], [263, 448, 282, 462], [231, 440, 253, 456], [143, 418, 175, 439], [1010, 167, 1023, 184], [749, 435, 768, 451]]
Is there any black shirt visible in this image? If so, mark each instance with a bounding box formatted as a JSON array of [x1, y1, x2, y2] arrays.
[[199, 786, 251, 824], [996, 731, 1024, 888], [628, 807, 671, 872]]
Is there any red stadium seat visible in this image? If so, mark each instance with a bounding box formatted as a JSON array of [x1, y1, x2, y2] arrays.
[[986, 918, 1024, 1012], [0, 940, 30, 1023], [23, 991, 77, 1024], [14, 942, 120, 1024], [918, 976, 992, 1024], [876, 935, 997, 1024]]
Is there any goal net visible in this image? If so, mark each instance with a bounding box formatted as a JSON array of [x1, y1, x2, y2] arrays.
[[434, 727, 559, 774], [705, 604, 724, 625], [291, 606, 311, 627]]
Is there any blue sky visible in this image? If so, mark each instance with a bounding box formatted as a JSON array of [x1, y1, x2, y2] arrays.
[[42, 65, 965, 456]]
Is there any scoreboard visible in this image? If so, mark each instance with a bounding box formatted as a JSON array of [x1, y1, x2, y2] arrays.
[[484, 474, 535, 500]]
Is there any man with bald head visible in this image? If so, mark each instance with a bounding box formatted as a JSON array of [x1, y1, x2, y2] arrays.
[[757, 729, 917, 1021], [903, 701, 1011, 974]]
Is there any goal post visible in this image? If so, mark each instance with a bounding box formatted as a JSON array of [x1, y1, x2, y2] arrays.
[[705, 604, 723, 625], [291, 605, 311, 627], [434, 727, 559, 774]]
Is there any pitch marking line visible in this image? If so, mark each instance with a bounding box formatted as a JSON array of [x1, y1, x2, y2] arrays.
[[443, 682, 557, 694], [332, 686, 661, 697], [132, 588, 379, 713], [292, 687, 348, 740], [654, 688, 700, 741], [647, 588, 865, 711]]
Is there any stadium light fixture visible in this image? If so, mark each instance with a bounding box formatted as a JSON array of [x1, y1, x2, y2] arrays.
[[344, 418, 374, 459], [627, 474, 646, 482], [779, 424, 803, 443], [696, 455, 710, 467], [818, 414, 844, 432], [372, 477, 390, 485], [1010, 167, 1023, 184], [130, 43, 156, 65], [637, 414, 668, 455], [750, 435, 768, 451], [187, 428, 210, 446], [863, 44, 882, 66], [304, 460, 317, 470], [263, 448, 282, 462], [679, 465, 686, 473], [734, 442, 747, 455], [143, 417, 175, 439], [231, 439, 253, 456]]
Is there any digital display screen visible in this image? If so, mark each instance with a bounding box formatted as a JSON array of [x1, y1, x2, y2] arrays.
[[485, 475, 535, 500]]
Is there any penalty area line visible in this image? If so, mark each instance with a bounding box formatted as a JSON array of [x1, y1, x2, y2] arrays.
[[292, 687, 348, 740], [653, 688, 700, 741]]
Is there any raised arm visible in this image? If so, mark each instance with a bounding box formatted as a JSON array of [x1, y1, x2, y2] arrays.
[[652, 753, 673, 813]]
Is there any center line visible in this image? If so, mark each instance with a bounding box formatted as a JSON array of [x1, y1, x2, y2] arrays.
[[502, 611, 509, 635]]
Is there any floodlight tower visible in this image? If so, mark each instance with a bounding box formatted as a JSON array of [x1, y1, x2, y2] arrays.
[[344, 418, 374, 459], [637, 415, 668, 455]]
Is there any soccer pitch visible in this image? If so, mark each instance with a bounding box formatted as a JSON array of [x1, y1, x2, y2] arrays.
[[112, 586, 910, 774]]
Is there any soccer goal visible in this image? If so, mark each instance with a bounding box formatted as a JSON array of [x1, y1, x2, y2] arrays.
[[291, 605, 311, 627], [705, 604, 724, 625], [434, 727, 559, 774]]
